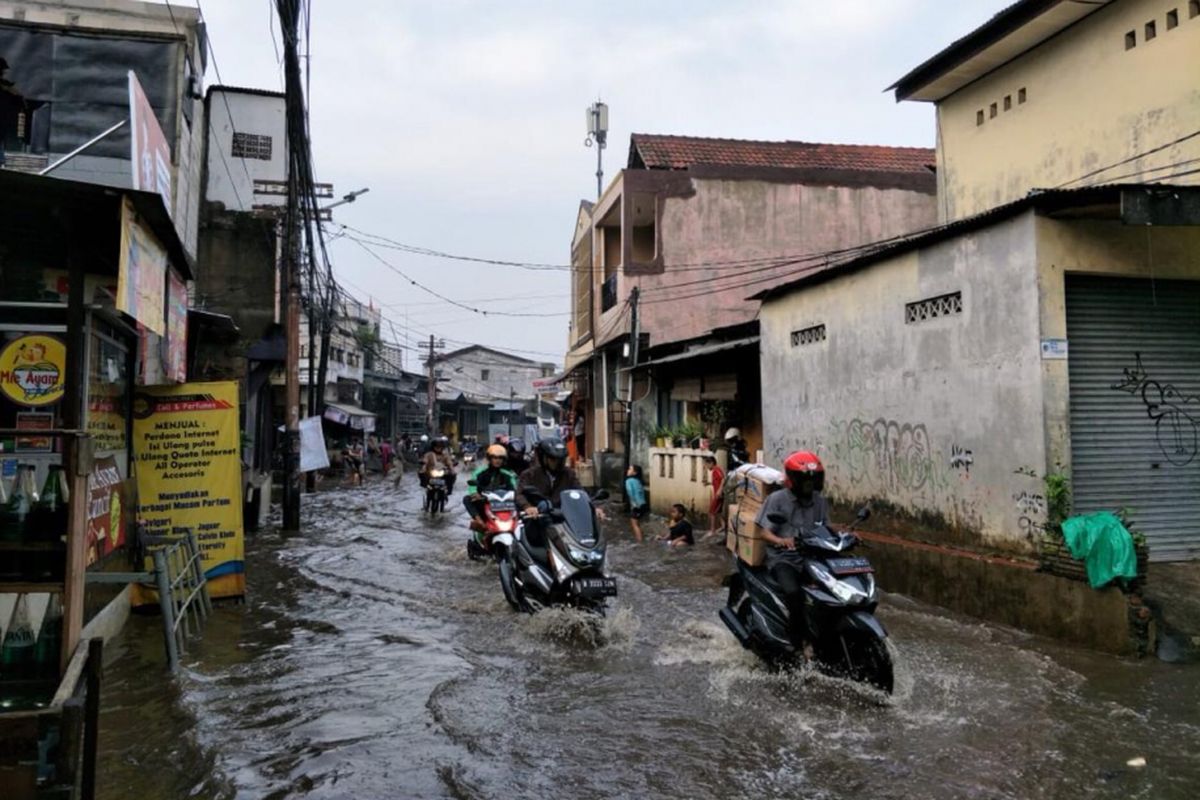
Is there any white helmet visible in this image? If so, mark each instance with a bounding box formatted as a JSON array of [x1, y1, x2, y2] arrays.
[[420, 434, 429, 442], [724, 427, 742, 441]]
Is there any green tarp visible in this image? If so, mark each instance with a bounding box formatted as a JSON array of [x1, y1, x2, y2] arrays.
[[1061, 512, 1138, 589]]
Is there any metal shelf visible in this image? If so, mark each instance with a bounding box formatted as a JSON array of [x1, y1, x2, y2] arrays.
[[0, 582, 65, 594]]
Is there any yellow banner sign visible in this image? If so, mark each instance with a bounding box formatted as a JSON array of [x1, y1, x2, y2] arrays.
[[131, 381, 245, 599], [0, 334, 66, 407], [118, 198, 167, 336]]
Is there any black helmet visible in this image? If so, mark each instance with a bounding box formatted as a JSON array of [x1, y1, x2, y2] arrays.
[[535, 437, 568, 473], [431, 436, 448, 450], [506, 437, 526, 459]]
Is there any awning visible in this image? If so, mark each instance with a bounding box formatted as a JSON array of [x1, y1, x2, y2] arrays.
[[323, 402, 376, 432], [623, 336, 759, 371]]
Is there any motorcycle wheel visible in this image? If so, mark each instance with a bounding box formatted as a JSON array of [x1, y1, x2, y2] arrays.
[[498, 558, 524, 612], [827, 632, 894, 694]]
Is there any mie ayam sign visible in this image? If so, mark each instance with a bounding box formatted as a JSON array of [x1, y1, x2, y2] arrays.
[[0, 334, 67, 407]]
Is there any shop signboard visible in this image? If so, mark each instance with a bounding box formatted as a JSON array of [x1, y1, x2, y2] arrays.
[[118, 198, 167, 336], [165, 269, 188, 383], [300, 416, 330, 472], [85, 456, 126, 566], [0, 334, 67, 407], [128, 70, 172, 216], [14, 411, 53, 453], [131, 381, 245, 599]]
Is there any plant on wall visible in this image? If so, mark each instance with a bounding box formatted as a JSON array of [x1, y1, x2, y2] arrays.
[[699, 399, 736, 437], [1043, 463, 1071, 534]]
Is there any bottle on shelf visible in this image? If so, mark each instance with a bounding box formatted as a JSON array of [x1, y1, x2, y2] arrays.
[[34, 593, 63, 671], [35, 464, 70, 541], [1, 464, 40, 579], [0, 593, 37, 684]]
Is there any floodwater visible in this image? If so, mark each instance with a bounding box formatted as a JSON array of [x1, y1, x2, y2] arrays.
[[97, 479, 1200, 799]]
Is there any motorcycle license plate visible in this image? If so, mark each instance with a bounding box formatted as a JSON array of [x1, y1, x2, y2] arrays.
[[827, 557, 872, 575], [573, 576, 617, 597]]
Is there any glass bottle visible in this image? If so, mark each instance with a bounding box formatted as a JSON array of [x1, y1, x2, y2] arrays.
[[0, 594, 37, 684], [35, 464, 69, 542], [34, 593, 63, 671]]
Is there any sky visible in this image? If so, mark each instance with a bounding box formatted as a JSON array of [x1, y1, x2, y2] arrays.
[[192, 0, 1002, 368]]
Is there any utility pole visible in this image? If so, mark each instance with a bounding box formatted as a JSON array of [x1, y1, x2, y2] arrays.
[[425, 335, 438, 436], [282, 171, 302, 531], [623, 286, 640, 473], [509, 388, 516, 440]]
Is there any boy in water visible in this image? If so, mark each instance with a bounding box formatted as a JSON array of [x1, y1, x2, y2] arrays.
[[659, 503, 694, 547]]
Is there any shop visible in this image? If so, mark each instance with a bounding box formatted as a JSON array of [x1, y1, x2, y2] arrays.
[[0, 170, 191, 791]]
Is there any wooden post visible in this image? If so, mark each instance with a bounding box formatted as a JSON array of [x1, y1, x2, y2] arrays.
[[61, 433, 91, 674]]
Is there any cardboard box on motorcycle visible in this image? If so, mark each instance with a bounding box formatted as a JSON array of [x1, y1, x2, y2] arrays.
[[725, 465, 785, 567]]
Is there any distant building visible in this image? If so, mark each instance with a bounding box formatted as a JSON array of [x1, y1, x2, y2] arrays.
[[428, 345, 557, 443]]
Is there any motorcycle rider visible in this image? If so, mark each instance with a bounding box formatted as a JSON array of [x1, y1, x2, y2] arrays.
[[419, 436, 457, 494], [723, 427, 750, 469], [505, 437, 529, 474], [463, 444, 519, 531], [754, 450, 830, 650]]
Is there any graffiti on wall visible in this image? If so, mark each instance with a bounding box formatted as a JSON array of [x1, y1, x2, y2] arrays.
[[826, 417, 959, 500], [1013, 490, 1046, 543], [1112, 352, 1198, 467], [950, 445, 974, 475]]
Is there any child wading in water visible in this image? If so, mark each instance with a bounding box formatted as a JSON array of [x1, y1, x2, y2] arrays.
[[659, 503, 694, 547], [625, 465, 648, 543]]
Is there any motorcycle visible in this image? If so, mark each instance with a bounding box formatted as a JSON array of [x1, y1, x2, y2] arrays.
[[719, 507, 894, 693], [423, 468, 449, 514], [466, 489, 519, 561], [498, 488, 614, 614]]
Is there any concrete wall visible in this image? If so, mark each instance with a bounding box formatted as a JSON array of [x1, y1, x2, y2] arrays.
[[760, 211, 1047, 553], [436, 349, 555, 406], [1035, 217, 1200, 471], [935, 0, 1200, 222], [645, 446, 717, 522], [205, 90, 287, 212]]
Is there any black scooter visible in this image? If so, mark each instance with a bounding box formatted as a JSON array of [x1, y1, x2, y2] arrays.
[[423, 468, 449, 514], [498, 488, 615, 614], [720, 507, 894, 693]]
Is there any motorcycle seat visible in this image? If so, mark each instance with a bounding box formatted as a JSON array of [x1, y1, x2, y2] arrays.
[[524, 540, 549, 566]]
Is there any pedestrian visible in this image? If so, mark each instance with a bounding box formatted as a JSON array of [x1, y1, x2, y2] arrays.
[[346, 439, 364, 486], [625, 464, 648, 543], [658, 503, 694, 547], [380, 438, 393, 478], [573, 408, 586, 461], [703, 454, 724, 541]]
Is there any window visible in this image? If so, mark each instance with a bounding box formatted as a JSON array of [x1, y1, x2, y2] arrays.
[[1167, 9, 1179, 29], [481, 369, 490, 381], [989, 102, 998, 118], [905, 291, 963, 324], [1126, 30, 1137, 48], [1018, 87, 1027, 104], [976, 109, 985, 126], [1145, 20, 1157, 40], [790, 324, 826, 347], [1003, 95, 1012, 111], [231, 132, 273, 160], [1192, 1, 1199, 19]]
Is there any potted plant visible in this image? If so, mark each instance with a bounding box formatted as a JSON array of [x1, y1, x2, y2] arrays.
[[653, 425, 670, 449]]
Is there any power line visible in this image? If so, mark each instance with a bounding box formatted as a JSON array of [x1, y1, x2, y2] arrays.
[[1057, 128, 1200, 188]]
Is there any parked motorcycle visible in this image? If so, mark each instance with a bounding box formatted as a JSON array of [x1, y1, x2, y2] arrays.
[[719, 507, 894, 693], [423, 468, 449, 514], [467, 489, 519, 561], [498, 488, 614, 614]]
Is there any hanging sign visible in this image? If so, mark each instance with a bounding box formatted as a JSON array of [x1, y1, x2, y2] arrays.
[[0, 334, 67, 407], [86, 456, 126, 567], [128, 70, 172, 215], [118, 198, 167, 335], [131, 381, 245, 599], [165, 269, 188, 383]]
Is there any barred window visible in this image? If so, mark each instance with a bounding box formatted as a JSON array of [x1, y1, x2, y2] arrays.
[[905, 291, 963, 324], [790, 324, 826, 347], [231, 132, 273, 160]]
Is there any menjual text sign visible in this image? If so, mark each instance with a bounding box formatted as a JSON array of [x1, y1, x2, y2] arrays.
[[131, 381, 245, 599]]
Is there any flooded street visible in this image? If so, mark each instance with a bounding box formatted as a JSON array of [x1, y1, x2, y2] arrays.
[[97, 481, 1200, 799]]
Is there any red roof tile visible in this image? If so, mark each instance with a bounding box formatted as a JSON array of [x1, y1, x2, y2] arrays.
[[629, 133, 935, 175]]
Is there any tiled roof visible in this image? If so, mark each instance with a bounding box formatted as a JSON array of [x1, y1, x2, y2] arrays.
[[629, 134, 935, 174]]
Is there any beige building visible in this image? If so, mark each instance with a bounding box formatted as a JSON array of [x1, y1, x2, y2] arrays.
[[758, 0, 1200, 561], [891, 0, 1200, 222]]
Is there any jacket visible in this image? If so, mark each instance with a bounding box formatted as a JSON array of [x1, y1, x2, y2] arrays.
[[515, 464, 581, 510], [468, 464, 518, 494]]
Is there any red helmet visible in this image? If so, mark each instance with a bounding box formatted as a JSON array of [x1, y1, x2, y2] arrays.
[[783, 450, 825, 494]]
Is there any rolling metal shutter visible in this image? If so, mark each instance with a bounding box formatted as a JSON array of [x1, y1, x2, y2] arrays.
[[1066, 275, 1200, 561]]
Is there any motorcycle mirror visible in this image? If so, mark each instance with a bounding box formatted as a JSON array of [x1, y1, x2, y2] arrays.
[[591, 489, 610, 502], [856, 506, 871, 521], [767, 513, 786, 525]]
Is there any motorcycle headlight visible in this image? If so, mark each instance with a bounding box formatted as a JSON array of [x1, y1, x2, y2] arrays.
[[807, 562, 867, 604], [567, 545, 602, 566]]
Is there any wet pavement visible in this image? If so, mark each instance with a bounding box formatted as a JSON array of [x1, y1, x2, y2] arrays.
[[97, 478, 1200, 799]]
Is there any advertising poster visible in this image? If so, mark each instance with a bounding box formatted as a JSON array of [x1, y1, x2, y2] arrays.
[[0, 334, 67, 407], [128, 70, 173, 215], [118, 198, 167, 335], [131, 381, 245, 599], [85, 456, 126, 567], [300, 416, 330, 472], [165, 269, 188, 383], [14, 411, 53, 453]]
